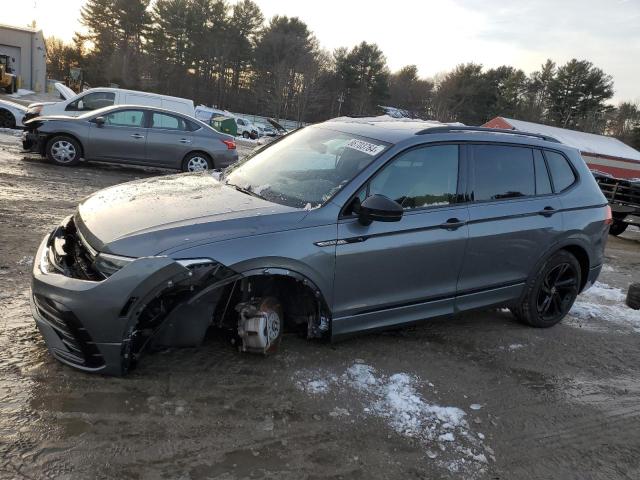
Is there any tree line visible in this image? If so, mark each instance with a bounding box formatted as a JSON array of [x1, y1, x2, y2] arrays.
[[45, 0, 640, 148]]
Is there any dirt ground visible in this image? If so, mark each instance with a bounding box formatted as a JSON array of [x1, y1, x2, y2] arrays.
[[1, 129, 639, 480]]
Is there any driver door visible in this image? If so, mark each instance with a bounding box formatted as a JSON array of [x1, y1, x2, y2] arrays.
[[87, 109, 148, 162], [332, 144, 469, 336]]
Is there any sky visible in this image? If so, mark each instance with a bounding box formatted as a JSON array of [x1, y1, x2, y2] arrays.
[[1, 0, 639, 103]]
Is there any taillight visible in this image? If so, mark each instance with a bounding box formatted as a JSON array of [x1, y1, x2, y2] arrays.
[[604, 205, 613, 225], [221, 139, 236, 150]]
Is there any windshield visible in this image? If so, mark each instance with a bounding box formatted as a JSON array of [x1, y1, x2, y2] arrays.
[[223, 126, 389, 209]]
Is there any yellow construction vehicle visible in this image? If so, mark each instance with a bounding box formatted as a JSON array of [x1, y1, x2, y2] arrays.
[[0, 55, 17, 94]]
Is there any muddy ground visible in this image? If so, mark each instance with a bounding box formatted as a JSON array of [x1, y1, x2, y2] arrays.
[[1, 129, 639, 480]]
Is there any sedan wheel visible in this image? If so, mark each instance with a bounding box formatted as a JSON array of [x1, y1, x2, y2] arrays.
[[182, 153, 213, 172], [46, 136, 81, 166], [51, 140, 77, 163], [187, 156, 209, 171]]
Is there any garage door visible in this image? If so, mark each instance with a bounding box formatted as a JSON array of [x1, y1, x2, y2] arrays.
[[0, 45, 21, 76]]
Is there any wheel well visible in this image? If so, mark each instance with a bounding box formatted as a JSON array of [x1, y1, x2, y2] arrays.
[[214, 274, 330, 338], [0, 108, 16, 123], [561, 245, 589, 291], [45, 133, 85, 157]]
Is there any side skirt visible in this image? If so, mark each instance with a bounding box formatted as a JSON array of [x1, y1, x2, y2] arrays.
[[331, 282, 525, 339]]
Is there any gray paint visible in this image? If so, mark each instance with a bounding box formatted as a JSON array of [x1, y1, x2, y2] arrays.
[[25, 105, 238, 170], [30, 121, 610, 374]]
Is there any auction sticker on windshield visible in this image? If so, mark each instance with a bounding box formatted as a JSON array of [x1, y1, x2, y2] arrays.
[[345, 138, 386, 156]]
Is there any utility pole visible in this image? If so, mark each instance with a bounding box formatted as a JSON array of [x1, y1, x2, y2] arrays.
[[337, 92, 344, 116]]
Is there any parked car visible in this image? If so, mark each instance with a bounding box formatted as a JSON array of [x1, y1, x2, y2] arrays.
[[29, 120, 611, 375], [256, 123, 277, 137], [24, 85, 195, 122], [0, 98, 27, 128], [235, 117, 258, 139], [267, 117, 289, 136], [592, 171, 640, 235], [22, 105, 237, 171]]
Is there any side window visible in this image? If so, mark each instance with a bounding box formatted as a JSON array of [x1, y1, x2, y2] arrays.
[[366, 145, 459, 210], [545, 151, 576, 192], [185, 119, 200, 132], [103, 109, 145, 127], [472, 145, 535, 201], [66, 92, 115, 111], [150, 112, 187, 130], [533, 150, 552, 195]]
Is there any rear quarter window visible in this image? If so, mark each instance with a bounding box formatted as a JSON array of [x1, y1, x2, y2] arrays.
[[545, 151, 576, 192]]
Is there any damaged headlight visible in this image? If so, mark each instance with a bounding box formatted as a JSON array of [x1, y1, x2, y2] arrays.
[[94, 253, 135, 277]]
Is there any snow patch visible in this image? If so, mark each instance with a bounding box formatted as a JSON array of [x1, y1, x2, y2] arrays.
[[0, 128, 22, 137], [297, 378, 330, 394], [16, 255, 34, 266], [252, 184, 270, 196], [9, 88, 35, 98], [568, 281, 639, 332], [582, 281, 626, 302], [294, 363, 489, 478]]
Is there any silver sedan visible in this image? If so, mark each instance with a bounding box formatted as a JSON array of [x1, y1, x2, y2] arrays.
[[22, 105, 239, 171]]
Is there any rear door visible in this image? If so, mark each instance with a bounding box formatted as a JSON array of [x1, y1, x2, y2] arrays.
[[455, 144, 562, 310], [145, 111, 194, 167], [332, 144, 469, 335], [86, 108, 147, 162]]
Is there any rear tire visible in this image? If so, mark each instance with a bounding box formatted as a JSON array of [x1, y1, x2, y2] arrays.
[[242, 131, 250, 139], [0, 109, 15, 128], [609, 220, 628, 236], [181, 152, 213, 172], [510, 250, 581, 328], [45, 135, 81, 166], [627, 283, 640, 310]]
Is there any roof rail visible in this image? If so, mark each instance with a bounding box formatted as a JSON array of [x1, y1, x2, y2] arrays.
[[416, 126, 561, 143]]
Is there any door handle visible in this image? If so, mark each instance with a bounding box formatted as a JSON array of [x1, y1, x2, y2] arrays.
[[538, 206, 557, 217], [438, 218, 466, 230], [130, 133, 144, 139], [179, 138, 191, 144]]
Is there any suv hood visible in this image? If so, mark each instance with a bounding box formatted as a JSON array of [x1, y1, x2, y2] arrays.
[[75, 173, 305, 257]]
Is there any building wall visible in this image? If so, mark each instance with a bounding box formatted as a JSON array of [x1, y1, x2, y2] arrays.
[[0, 25, 47, 92]]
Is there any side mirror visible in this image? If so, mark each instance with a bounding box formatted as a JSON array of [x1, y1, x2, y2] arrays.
[[93, 116, 105, 126], [358, 194, 403, 226]]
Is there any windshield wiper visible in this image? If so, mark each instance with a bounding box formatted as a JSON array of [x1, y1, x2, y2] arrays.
[[225, 182, 265, 200]]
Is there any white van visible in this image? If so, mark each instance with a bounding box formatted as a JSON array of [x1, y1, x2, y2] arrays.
[[24, 83, 195, 121], [235, 117, 259, 139]]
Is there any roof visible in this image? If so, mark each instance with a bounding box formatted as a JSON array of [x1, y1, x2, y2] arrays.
[[325, 115, 447, 143], [0, 23, 41, 34], [491, 117, 640, 162]]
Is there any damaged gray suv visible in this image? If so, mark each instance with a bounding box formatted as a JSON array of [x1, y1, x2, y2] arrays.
[[30, 119, 611, 375]]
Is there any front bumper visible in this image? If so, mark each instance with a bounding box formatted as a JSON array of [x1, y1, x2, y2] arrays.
[[30, 228, 193, 375], [21, 130, 41, 152]]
